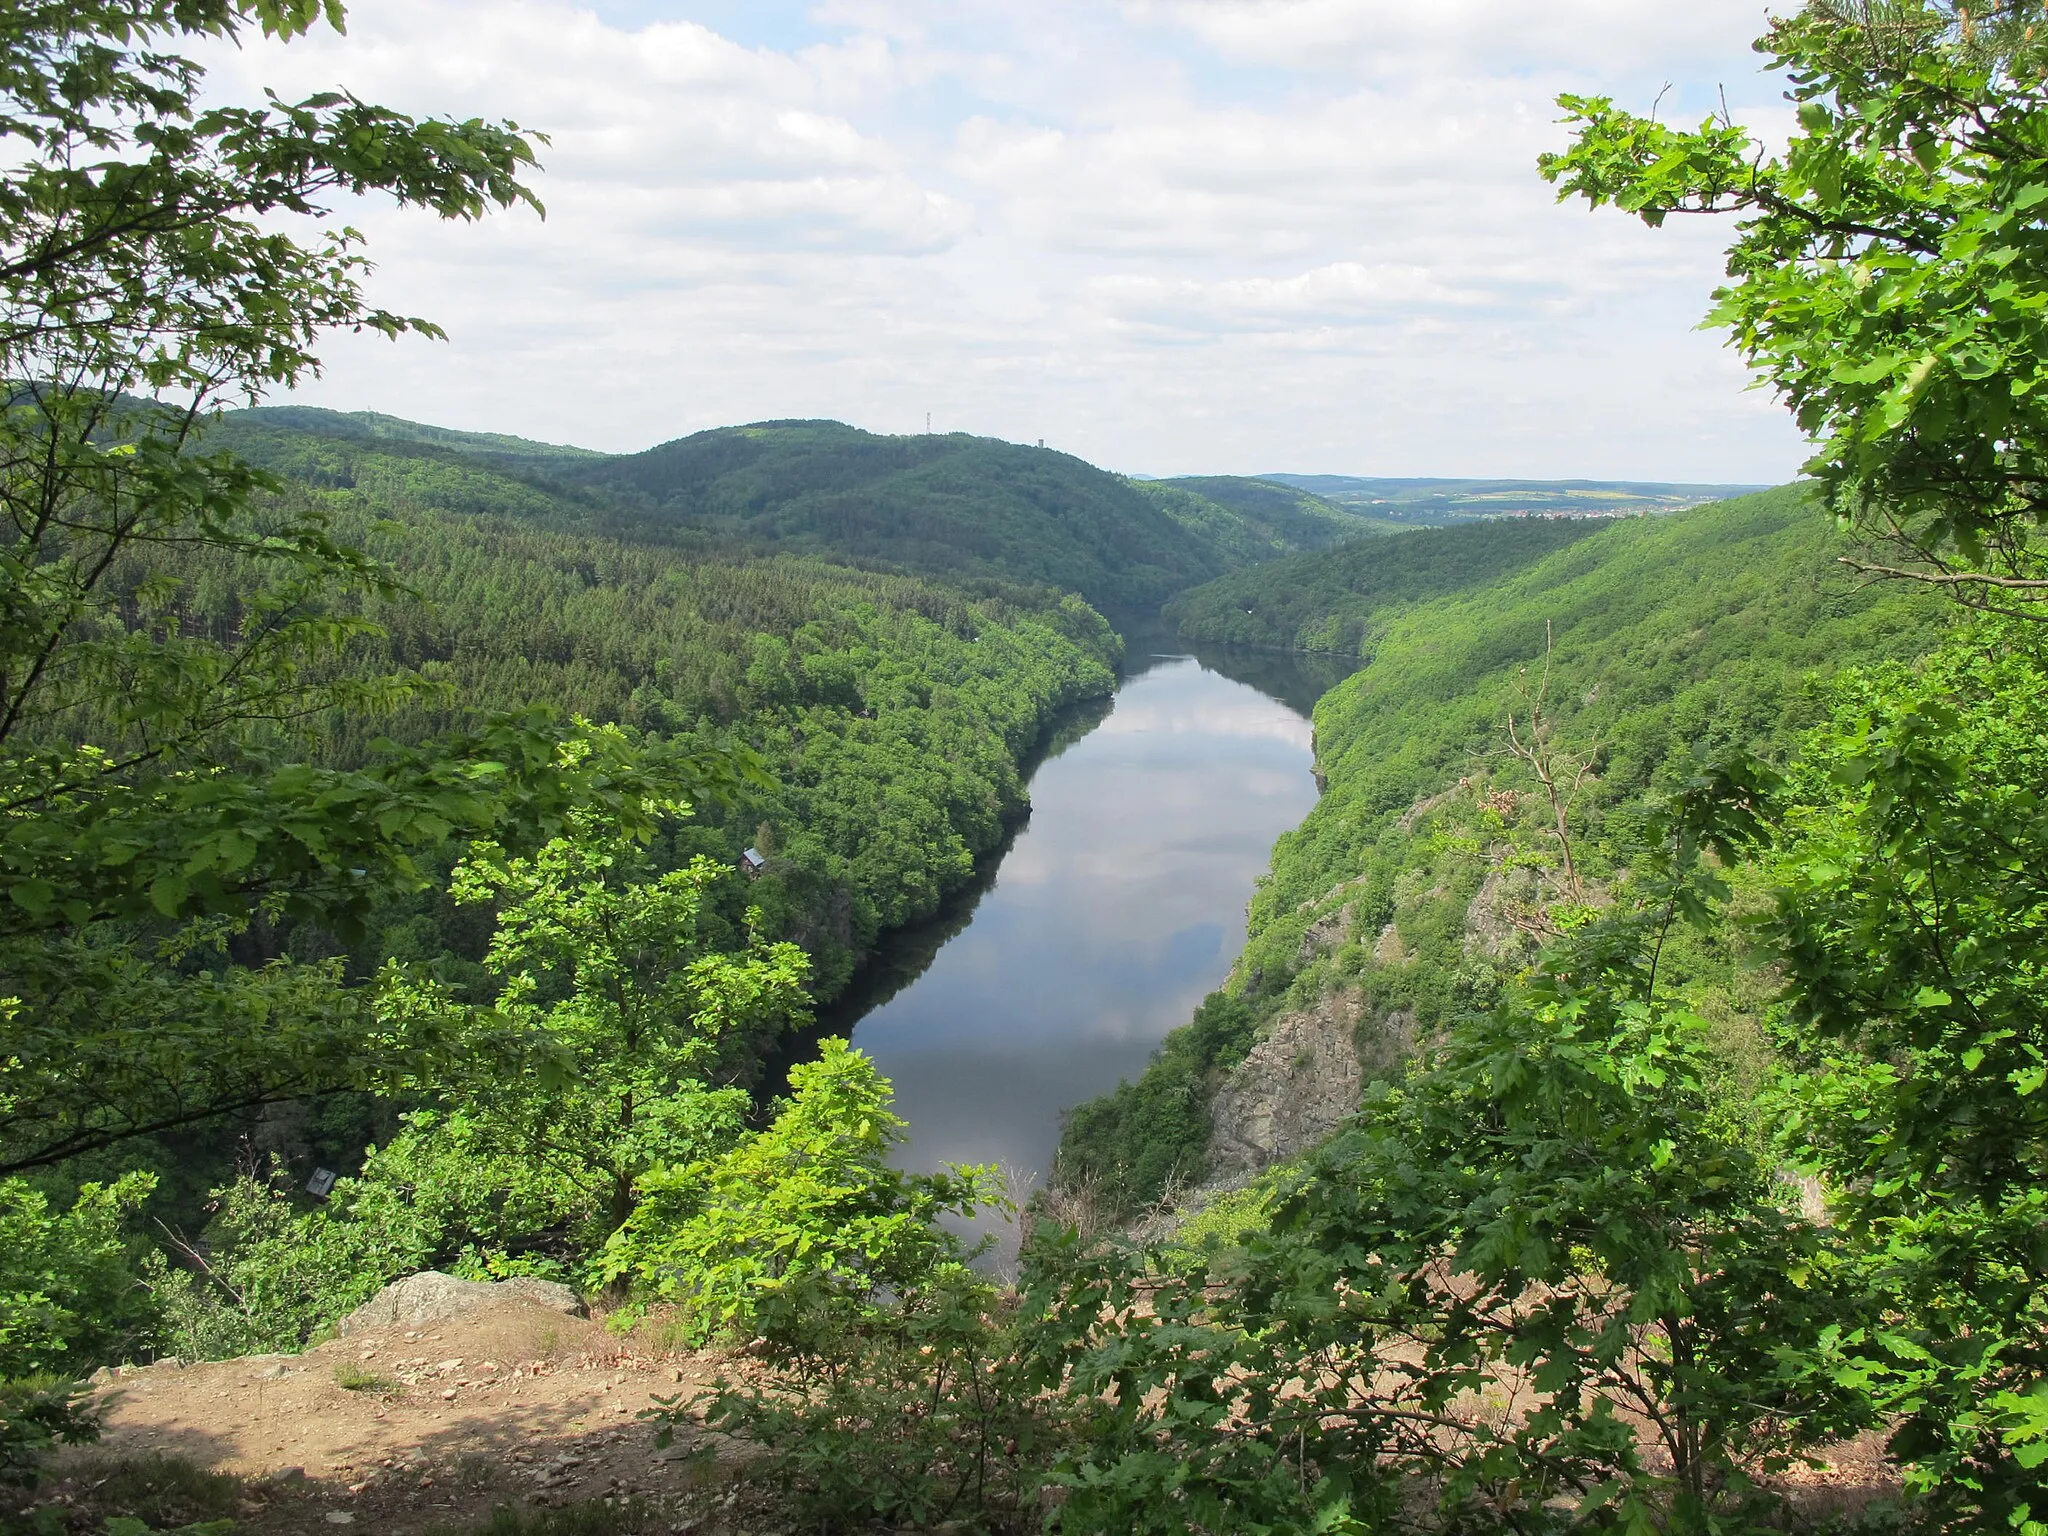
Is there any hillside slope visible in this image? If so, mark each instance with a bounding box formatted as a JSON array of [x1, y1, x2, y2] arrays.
[[1164, 517, 1603, 653], [1054, 486, 1951, 1212], [219, 410, 1352, 610], [167, 412, 1133, 1019], [558, 421, 1354, 607], [1150, 475, 1401, 542]]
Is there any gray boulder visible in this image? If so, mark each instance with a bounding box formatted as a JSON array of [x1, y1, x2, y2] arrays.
[[337, 1271, 585, 1336]]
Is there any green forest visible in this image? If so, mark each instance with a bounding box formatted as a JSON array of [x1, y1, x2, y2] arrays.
[[6, 4, 2048, 1536], [148, 444, 1130, 1004], [1163, 516, 1604, 653], [1057, 484, 1947, 1213]]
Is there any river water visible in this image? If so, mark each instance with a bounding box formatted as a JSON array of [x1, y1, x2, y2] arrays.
[[819, 625, 1357, 1209]]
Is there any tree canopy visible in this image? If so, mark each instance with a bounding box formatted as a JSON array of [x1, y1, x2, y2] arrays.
[[1541, 0, 2048, 604], [0, 0, 656, 1171]]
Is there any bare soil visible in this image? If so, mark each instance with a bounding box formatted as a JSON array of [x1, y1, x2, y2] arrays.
[[35, 1300, 784, 1535]]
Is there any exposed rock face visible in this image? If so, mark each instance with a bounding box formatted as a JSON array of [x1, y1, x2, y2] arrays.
[[1203, 993, 1423, 1182], [1296, 901, 1356, 963], [1462, 863, 1545, 967], [1209, 991, 1376, 1179], [337, 1272, 585, 1337]]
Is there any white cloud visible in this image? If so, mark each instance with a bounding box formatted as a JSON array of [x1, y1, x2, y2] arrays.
[[201, 0, 1811, 480], [1127, 0, 1784, 77]]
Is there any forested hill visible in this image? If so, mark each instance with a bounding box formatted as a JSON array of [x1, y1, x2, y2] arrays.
[[1164, 516, 1603, 653], [1147, 475, 1404, 540], [216, 409, 1369, 609], [556, 420, 1368, 606], [336, 507, 1121, 1007], [218, 404, 603, 469], [1055, 484, 1950, 1213], [152, 477, 1121, 1010]]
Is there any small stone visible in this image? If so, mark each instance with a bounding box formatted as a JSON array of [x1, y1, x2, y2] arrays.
[[323, 1515, 355, 1526], [439, 1387, 458, 1400]]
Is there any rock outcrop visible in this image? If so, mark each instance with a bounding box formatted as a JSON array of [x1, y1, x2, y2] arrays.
[[1210, 991, 1371, 1179], [337, 1271, 585, 1337], [1462, 863, 1545, 967]]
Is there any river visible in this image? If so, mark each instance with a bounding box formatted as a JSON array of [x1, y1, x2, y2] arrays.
[[813, 623, 1357, 1219]]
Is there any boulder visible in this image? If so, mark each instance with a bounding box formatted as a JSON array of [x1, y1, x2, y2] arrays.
[[337, 1271, 585, 1337]]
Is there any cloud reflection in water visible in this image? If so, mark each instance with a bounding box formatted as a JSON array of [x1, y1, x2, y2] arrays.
[[849, 654, 1325, 1198]]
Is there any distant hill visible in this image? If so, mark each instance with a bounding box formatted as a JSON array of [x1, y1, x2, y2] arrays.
[[222, 406, 603, 472], [1258, 474, 1769, 526], [559, 421, 1369, 609], [1164, 517, 1605, 654], [1151, 476, 1404, 540], [214, 410, 1368, 610]]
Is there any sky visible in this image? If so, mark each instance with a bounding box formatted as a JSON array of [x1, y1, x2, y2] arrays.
[[203, 0, 1809, 480]]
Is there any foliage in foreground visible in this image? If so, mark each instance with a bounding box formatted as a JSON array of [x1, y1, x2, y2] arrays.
[[1766, 622, 2048, 1529], [1541, 1, 2048, 604], [686, 1276, 1065, 1535], [607, 1038, 1000, 1349], [0, 1381, 99, 1494]]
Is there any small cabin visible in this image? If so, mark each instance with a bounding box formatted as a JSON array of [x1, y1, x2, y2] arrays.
[[740, 847, 768, 878]]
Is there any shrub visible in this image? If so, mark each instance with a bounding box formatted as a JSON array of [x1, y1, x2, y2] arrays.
[[0, 1174, 157, 1378], [0, 1378, 100, 1492], [676, 1272, 1074, 1535], [149, 1114, 590, 1359], [601, 1038, 999, 1349]]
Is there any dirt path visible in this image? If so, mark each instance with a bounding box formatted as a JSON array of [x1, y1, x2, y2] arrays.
[[45, 1301, 777, 1534]]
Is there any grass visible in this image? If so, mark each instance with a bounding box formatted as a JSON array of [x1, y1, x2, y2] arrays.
[[331, 1361, 402, 1395], [616, 1306, 696, 1355]]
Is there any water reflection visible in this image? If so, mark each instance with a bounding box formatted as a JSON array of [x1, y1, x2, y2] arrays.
[[838, 630, 1355, 1208]]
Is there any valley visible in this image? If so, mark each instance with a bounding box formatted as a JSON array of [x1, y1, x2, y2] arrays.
[[8, 8, 2047, 1531], [1, 392, 1984, 1536]]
